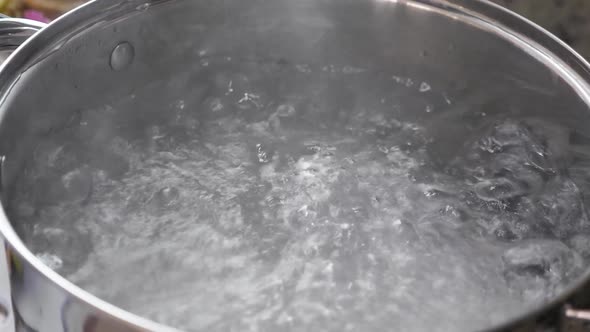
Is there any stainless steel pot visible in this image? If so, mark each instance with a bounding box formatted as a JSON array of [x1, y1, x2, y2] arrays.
[[0, 0, 589, 331]]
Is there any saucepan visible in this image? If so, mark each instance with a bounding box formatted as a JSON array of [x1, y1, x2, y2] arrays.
[[0, 0, 589, 331]]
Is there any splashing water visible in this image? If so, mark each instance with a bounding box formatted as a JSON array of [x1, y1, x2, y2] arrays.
[[10, 58, 590, 332]]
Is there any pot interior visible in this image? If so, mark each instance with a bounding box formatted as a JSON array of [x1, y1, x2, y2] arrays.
[[3, 0, 590, 331]]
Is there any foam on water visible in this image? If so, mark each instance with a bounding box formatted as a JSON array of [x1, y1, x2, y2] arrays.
[[10, 58, 590, 331]]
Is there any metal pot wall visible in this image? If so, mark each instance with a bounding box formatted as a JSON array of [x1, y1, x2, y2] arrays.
[[0, 0, 589, 331]]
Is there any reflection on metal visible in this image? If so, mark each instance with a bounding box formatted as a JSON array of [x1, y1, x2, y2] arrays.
[[565, 305, 590, 321], [0, 18, 44, 54], [0, 240, 12, 332], [0, 156, 4, 195]]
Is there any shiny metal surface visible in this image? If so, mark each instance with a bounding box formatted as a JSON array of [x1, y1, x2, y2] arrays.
[[0, 17, 44, 332], [0, 0, 588, 331], [0, 18, 44, 65]]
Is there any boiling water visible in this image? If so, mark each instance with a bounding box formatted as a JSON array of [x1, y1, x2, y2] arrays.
[[10, 58, 590, 331]]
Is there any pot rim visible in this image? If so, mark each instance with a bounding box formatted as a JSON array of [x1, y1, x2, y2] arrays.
[[0, 0, 589, 331]]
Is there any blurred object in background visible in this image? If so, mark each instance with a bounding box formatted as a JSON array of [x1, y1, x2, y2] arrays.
[[0, 0, 24, 17], [22, 8, 50, 22], [0, 0, 82, 22], [0, 0, 589, 60], [22, 0, 82, 19], [491, 0, 590, 59]]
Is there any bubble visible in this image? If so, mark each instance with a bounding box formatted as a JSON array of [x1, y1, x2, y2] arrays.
[[478, 137, 503, 153], [136, 3, 150, 11], [489, 121, 532, 148], [536, 179, 589, 238], [295, 205, 318, 224], [237, 93, 262, 109], [440, 205, 462, 219], [474, 178, 526, 201], [151, 187, 180, 208], [110, 42, 135, 71], [276, 104, 296, 117], [295, 64, 312, 73], [423, 189, 441, 198], [256, 144, 272, 164], [502, 240, 582, 289], [442, 92, 452, 105], [419, 82, 431, 92], [60, 166, 93, 203], [491, 223, 518, 241], [208, 98, 224, 112], [392, 75, 414, 87], [174, 100, 186, 110]]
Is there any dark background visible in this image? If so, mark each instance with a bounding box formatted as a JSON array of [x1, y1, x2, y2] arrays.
[[492, 0, 590, 59]]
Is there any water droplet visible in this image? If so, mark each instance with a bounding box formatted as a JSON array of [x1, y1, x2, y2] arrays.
[[208, 98, 224, 112], [419, 82, 431, 92], [393, 75, 414, 87], [110, 42, 135, 71], [377, 145, 389, 154], [238, 93, 261, 109], [440, 205, 461, 218], [442, 92, 452, 105], [226, 80, 234, 95], [295, 64, 311, 73], [424, 190, 438, 198], [174, 100, 185, 110], [136, 3, 150, 11]]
